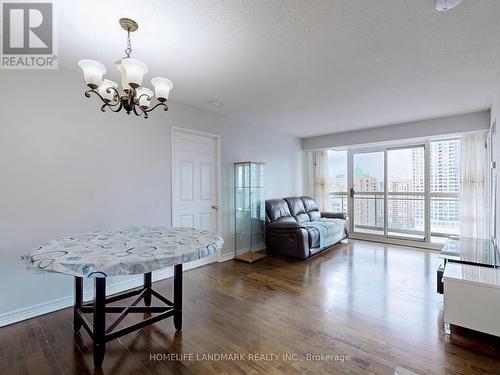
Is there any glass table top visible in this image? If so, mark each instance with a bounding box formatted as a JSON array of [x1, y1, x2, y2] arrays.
[[440, 236, 500, 268]]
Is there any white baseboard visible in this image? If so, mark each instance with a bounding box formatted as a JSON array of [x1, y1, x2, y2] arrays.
[[218, 251, 235, 262], [0, 252, 225, 328], [0, 295, 74, 328]]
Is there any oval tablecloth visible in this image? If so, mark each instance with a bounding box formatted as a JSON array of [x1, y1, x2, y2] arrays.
[[23, 226, 224, 278]]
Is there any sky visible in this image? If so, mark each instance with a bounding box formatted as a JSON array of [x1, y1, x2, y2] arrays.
[[328, 149, 418, 182]]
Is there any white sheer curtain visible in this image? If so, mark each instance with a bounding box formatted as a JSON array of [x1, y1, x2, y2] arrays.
[[313, 150, 330, 211], [460, 132, 488, 239]]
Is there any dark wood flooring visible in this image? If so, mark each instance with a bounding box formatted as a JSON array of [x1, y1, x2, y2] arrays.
[[2, 239, 500, 374]]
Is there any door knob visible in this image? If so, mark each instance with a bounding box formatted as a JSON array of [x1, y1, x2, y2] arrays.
[[212, 204, 219, 210]]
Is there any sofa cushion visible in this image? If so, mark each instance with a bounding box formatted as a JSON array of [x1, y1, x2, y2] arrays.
[[284, 197, 310, 224], [322, 212, 347, 219], [301, 196, 321, 221], [266, 199, 293, 222], [301, 219, 346, 249], [304, 227, 320, 248], [267, 216, 299, 230]]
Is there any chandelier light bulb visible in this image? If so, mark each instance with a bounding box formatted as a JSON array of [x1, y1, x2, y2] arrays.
[[116, 58, 148, 90], [78, 59, 106, 89], [151, 77, 174, 102]]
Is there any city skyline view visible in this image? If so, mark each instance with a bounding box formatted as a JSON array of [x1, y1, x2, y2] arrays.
[[329, 151, 414, 181]]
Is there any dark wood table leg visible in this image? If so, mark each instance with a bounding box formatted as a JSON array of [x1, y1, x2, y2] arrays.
[[93, 277, 106, 368], [144, 272, 152, 307], [174, 264, 183, 331], [74, 277, 83, 332]]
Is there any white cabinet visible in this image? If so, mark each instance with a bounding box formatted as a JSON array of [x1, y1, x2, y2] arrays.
[[443, 263, 500, 337]]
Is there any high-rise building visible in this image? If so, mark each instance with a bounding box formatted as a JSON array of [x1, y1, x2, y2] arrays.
[[430, 140, 460, 236], [389, 178, 414, 230], [353, 167, 383, 231], [411, 148, 425, 232]]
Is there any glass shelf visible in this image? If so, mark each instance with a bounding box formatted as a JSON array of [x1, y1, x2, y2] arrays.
[[234, 162, 266, 263]]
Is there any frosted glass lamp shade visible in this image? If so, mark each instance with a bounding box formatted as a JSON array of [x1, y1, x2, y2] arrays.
[[116, 58, 148, 90], [136, 87, 154, 109], [78, 59, 106, 89], [151, 77, 173, 102], [98, 79, 118, 102]]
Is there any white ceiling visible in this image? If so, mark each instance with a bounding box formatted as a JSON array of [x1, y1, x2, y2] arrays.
[[59, 0, 500, 138]]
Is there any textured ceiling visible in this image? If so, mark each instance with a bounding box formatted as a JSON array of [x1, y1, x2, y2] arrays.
[[60, 0, 500, 137]]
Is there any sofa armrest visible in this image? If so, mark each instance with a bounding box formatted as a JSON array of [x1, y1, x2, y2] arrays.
[[267, 220, 299, 230], [265, 227, 310, 259], [321, 212, 347, 220]]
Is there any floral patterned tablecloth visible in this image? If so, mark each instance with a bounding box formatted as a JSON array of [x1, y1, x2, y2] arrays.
[[23, 226, 224, 278]]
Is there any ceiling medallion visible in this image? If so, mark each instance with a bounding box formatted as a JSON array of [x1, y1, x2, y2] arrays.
[[78, 18, 173, 119]]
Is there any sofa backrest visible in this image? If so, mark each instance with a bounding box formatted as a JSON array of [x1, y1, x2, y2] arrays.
[[284, 197, 310, 224], [301, 196, 321, 221], [265, 196, 322, 224], [265, 198, 293, 223]]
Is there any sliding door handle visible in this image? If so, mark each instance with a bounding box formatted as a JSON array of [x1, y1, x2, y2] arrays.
[[350, 188, 355, 198]]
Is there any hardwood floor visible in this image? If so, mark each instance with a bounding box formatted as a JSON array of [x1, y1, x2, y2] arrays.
[[2, 239, 500, 374]]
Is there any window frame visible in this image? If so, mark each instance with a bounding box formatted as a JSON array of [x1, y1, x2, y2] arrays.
[[318, 135, 466, 250]]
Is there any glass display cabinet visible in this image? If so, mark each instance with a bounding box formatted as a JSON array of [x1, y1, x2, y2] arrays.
[[234, 162, 266, 263]]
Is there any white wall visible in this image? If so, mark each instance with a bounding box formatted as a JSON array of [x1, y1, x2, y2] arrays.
[[0, 68, 302, 320], [302, 111, 490, 151]]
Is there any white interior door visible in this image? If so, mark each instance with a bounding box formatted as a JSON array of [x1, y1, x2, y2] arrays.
[[172, 129, 220, 232]]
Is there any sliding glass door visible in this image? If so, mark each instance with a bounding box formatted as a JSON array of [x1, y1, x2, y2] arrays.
[[387, 146, 425, 240], [352, 151, 385, 235], [350, 145, 426, 242], [324, 137, 462, 246]]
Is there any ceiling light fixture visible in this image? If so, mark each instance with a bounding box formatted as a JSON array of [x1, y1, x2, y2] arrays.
[[78, 18, 173, 119], [207, 99, 222, 108], [435, 0, 462, 12]]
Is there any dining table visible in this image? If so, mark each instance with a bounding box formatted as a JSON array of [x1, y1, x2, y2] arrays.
[[24, 226, 224, 368]]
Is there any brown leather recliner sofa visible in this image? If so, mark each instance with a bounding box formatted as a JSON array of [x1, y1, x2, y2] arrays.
[[265, 196, 349, 259]]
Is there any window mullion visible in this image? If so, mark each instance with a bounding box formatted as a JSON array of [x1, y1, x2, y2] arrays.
[[424, 139, 431, 245]]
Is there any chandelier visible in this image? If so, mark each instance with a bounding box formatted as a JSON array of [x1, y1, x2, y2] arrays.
[[78, 18, 173, 119]]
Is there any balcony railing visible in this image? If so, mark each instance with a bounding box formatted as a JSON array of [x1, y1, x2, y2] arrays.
[[430, 194, 460, 239], [328, 193, 348, 213], [327, 192, 460, 241]]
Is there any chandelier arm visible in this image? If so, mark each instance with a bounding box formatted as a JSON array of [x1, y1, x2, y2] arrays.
[[84, 88, 121, 107], [143, 102, 169, 113], [132, 105, 142, 116], [137, 93, 152, 103], [133, 105, 149, 119], [101, 101, 123, 113], [106, 87, 122, 105]]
